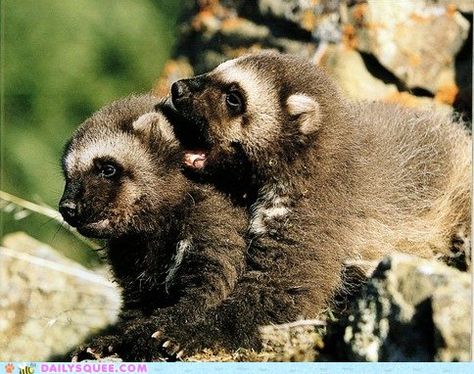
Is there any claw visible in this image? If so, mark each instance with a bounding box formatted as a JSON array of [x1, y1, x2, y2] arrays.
[[71, 356, 78, 363], [86, 347, 95, 355], [162, 340, 171, 348], [169, 345, 180, 355], [151, 331, 162, 339], [176, 350, 185, 360], [108, 345, 114, 353]]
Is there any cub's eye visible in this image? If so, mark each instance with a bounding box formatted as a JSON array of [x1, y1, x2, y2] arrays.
[[99, 164, 117, 178], [225, 91, 244, 114]]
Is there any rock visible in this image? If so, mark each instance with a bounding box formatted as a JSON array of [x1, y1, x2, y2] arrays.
[[430, 0, 474, 13], [258, 0, 342, 38], [185, 319, 325, 362], [350, 0, 470, 95], [162, 0, 471, 119], [258, 320, 325, 361], [321, 45, 452, 113], [334, 253, 471, 361], [153, 58, 195, 97], [0, 232, 121, 361]]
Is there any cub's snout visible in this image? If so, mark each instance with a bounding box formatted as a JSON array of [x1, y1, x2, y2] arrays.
[[59, 198, 79, 225]]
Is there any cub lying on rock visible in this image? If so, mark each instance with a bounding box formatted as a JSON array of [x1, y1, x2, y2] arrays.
[[161, 51, 471, 345], [60, 95, 248, 361]]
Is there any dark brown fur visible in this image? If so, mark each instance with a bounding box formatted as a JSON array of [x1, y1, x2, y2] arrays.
[[60, 95, 248, 360], [162, 51, 472, 350]]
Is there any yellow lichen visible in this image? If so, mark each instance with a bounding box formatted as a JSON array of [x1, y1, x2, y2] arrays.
[[435, 83, 459, 105]]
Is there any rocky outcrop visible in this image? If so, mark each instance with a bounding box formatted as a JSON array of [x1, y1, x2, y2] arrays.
[[0, 232, 121, 361], [2, 233, 468, 362], [326, 253, 471, 362], [349, 1, 470, 95], [155, 0, 472, 121]]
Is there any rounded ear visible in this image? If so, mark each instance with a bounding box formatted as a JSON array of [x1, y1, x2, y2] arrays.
[[132, 112, 177, 144], [286, 94, 321, 135]]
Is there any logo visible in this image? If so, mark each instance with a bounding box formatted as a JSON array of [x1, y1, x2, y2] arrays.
[[5, 364, 14, 374], [19, 366, 34, 374]]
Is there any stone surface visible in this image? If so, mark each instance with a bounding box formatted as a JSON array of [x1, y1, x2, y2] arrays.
[[350, 0, 470, 94], [0, 232, 121, 361], [335, 253, 471, 361], [159, 0, 472, 121], [258, 0, 342, 39], [321, 44, 452, 113], [430, 0, 474, 13]]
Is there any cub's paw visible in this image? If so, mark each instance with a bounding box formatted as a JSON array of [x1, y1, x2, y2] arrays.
[[71, 335, 122, 362], [120, 320, 170, 361], [151, 330, 185, 361]]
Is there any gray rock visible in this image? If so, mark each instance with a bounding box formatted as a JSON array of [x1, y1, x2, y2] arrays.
[[429, 0, 474, 13], [321, 45, 452, 113], [258, 0, 342, 35], [340, 253, 471, 361], [351, 0, 470, 94], [0, 232, 121, 361]]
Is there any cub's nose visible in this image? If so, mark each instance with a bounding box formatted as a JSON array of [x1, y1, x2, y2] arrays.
[[59, 200, 78, 225], [171, 81, 189, 100]]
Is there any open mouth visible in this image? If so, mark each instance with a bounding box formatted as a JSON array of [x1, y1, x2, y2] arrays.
[[159, 97, 213, 170], [184, 150, 208, 169]]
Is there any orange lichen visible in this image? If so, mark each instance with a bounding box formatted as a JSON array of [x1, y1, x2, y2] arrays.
[[223, 45, 262, 58], [409, 13, 432, 24], [408, 53, 422, 67], [342, 24, 358, 49], [435, 83, 459, 105], [446, 3, 457, 17], [153, 59, 194, 97], [198, 0, 220, 12], [221, 17, 245, 32], [384, 92, 424, 108], [301, 10, 318, 31], [352, 3, 368, 23], [192, 10, 216, 31], [365, 21, 384, 30]]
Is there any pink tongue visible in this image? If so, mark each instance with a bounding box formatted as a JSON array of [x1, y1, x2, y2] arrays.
[[184, 151, 207, 169]]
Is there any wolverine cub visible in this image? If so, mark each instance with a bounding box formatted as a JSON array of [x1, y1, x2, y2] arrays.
[[59, 95, 248, 361], [162, 51, 471, 342]]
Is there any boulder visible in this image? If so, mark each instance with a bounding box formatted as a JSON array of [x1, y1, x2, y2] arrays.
[[0, 232, 121, 361], [335, 253, 471, 361], [349, 0, 470, 96]]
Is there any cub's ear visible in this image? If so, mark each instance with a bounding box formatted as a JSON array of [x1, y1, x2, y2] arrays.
[[286, 94, 321, 135], [132, 112, 176, 144]]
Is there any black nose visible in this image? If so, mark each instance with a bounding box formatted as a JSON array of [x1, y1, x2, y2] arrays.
[[59, 200, 78, 224], [171, 81, 189, 100]]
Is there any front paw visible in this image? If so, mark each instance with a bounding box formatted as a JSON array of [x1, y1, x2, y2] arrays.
[[151, 330, 185, 361], [71, 335, 122, 362], [120, 320, 169, 361]]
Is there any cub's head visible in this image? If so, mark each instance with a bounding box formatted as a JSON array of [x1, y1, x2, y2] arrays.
[[59, 95, 186, 239], [162, 51, 343, 185]]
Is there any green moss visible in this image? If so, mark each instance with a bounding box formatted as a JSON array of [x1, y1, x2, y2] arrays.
[[2, 0, 183, 266]]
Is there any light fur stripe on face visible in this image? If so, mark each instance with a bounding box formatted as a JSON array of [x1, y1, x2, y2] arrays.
[[215, 63, 280, 147], [64, 132, 150, 174]]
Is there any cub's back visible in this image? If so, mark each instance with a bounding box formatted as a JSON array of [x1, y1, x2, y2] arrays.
[[345, 101, 471, 259]]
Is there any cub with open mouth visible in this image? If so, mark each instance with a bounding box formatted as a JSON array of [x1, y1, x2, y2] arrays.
[[60, 94, 248, 361], [162, 51, 471, 324]]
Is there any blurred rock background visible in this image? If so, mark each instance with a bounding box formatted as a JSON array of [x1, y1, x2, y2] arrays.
[[1, 0, 472, 362], [155, 0, 472, 121]]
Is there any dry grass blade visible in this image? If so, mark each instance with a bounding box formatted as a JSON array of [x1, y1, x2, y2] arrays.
[[0, 190, 101, 250]]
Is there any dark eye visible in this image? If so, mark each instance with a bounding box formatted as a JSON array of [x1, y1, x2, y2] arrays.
[[225, 91, 243, 113], [99, 164, 116, 178]]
